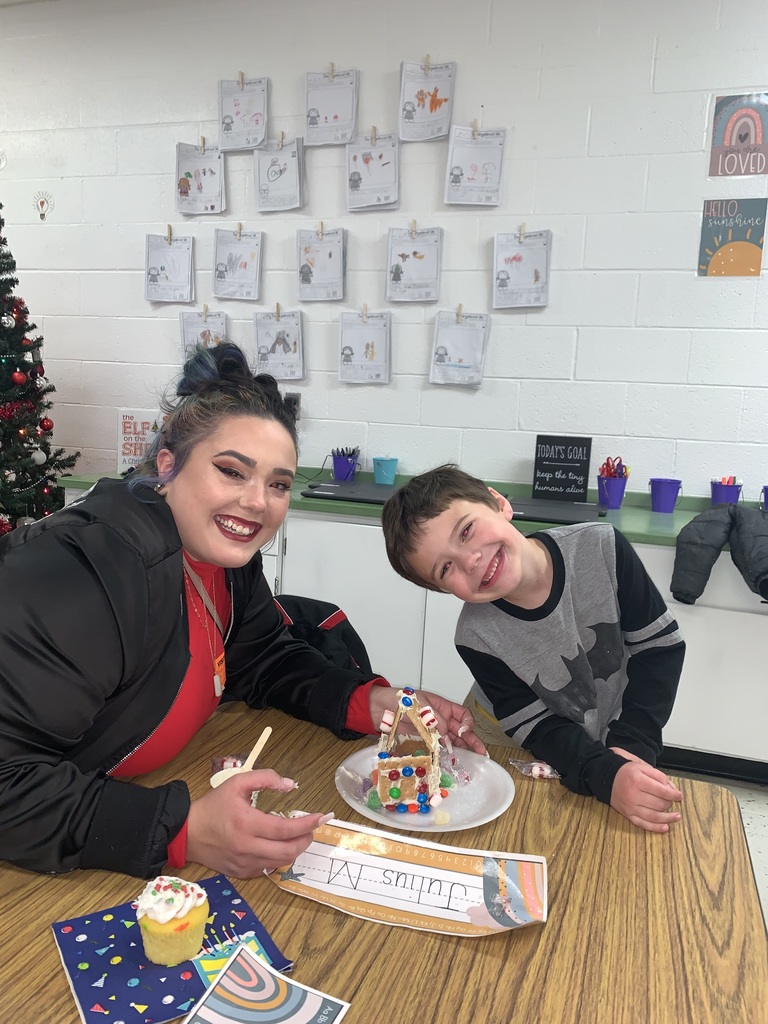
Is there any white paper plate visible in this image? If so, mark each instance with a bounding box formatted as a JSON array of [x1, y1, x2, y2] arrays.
[[334, 744, 515, 833]]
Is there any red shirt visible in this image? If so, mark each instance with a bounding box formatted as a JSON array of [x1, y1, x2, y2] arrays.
[[110, 558, 383, 867]]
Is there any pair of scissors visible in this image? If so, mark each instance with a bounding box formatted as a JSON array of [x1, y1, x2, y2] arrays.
[[600, 457, 629, 478]]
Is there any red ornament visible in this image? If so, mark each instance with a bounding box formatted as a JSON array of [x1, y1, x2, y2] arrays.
[[10, 370, 27, 386], [40, 417, 54, 431], [21, 337, 32, 347]]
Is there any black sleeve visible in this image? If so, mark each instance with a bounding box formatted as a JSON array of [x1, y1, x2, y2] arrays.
[[605, 529, 685, 763], [457, 645, 627, 805], [0, 525, 189, 876], [224, 564, 385, 739]]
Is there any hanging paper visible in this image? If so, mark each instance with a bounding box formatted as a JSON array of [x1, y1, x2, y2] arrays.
[[175, 142, 225, 214], [444, 125, 506, 206], [386, 226, 443, 302], [305, 68, 359, 146], [255, 137, 304, 211], [145, 234, 193, 303], [346, 132, 399, 211], [212, 228, 264, 300], [709, 93, 768, 177], [297, 227, 346, 301], [398, 60, 456, 142], [180, 311, 227, 362], [254, 309, 305, 381], [338, 310, 392, 384], [493, 230, 552, 308], [697, 197, 766, 276], [218, 77, 269, 151], [429, 310, 491, 389]]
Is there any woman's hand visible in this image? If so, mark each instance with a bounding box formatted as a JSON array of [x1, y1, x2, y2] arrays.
[[369, 686, 486, 755], [186, 769, 332, 878]]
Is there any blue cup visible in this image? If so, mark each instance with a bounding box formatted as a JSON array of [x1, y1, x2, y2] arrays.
[[373, 457, 398, 485]]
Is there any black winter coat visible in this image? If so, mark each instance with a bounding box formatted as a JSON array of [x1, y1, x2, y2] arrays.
[[670, 503, 768, 604]]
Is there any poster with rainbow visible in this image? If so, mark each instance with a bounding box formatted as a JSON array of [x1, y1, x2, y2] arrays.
[[270, 819, 547, 937]]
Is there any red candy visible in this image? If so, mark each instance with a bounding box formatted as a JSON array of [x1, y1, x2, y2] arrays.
[[388, 770, 400, 781]]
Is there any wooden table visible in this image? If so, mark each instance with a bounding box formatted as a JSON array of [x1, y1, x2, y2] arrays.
[[3, 703, 767, 1024]]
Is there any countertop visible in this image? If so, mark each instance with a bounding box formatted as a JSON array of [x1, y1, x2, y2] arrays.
[[58, 469, 755, 548]]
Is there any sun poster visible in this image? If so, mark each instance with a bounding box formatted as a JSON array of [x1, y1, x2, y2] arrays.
[[697, 198, 767, 276], [709, 93, 768, 177]]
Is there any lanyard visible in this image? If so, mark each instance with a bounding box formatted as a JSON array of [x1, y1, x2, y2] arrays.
[[182, 554, 225, 637]]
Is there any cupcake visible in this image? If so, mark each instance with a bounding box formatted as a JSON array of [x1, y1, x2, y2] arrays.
[[135, 875, 209, 967]]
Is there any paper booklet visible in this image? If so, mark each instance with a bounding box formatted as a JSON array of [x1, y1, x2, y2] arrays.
[[218, 77, 269, 152], [254, 309, 305, 381], [297, 227, 346, 301], [270, 818, 547, 937], [305, 68, 359, 146], [346, 132, 400, 211], [444, 125, 506, 206], [255, 137, 305, 211], [386, 226, 443, 302], [117, 408, 162, 474], [398, 59, 456, 142], [52, 874, 292, 1024], [175, 142, 225, 215], [493, 230, 552, 308], [145, 234, 194, 303], [212, 228, 264, 301], [182, 943, 350, 1024], [338, 310, 392, 384], [429, 309, 492, 388], [180, 310, 227, 362]]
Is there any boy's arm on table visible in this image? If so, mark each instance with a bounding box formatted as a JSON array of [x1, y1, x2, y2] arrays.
[[606, 529, 686, 763], [456, 645, 627, 805]]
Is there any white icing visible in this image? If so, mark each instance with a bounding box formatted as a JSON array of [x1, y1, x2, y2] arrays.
[[136, 876, 206, 924]]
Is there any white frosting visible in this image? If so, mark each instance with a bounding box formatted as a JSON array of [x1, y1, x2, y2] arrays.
[[135, 876, 207, 924]]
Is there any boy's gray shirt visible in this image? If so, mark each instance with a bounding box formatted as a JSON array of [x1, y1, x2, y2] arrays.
[[456, 523, 684, 803]]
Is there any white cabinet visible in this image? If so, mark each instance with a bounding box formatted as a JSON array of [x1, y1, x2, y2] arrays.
[[636, 544, 768, 761], [259, 527, 282, 595], [280, 511, 426, 686]]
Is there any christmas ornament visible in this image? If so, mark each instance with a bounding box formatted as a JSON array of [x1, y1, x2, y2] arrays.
[[15, 516, 36, 528], [21, 337, 32, 347], [40, 417, 54, 432], [10, 370, 27, 385], [0, 314, 13, 328], [0, 514, 12, 537], [30, 448, 47, 465], [4, 471, 16, 482]]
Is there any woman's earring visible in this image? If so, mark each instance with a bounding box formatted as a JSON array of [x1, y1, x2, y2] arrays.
[[154, 483, 163, 492]]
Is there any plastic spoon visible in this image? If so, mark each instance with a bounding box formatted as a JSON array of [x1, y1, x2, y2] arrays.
[[209, 726, 273, 788]]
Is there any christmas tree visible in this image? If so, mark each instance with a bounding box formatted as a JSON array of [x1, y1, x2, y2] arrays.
[[0, 203, 80, 535]]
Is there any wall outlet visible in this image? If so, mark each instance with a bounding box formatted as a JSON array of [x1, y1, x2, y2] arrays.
[[284, 392, 301, 420]]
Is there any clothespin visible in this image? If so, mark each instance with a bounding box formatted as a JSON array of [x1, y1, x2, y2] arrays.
[[276, 302, 281, 321], [278, 131, 284, 150], [329, 62, 335, 80], [371, 125, 377, 146], [424, 53, 431, 74], [471, 119, 478, 140], [202, 304, 208, 322], [236, 222, 242, 240], [456, 303, 463, 323], [362, 303, 368, 322], [410, 219, 417, 239], [200, 135, 206, 152], [318, 221, 324, 240], [238, 71, 245, 90], [518, 222, 526, 242], [166, 224, 173, 244]]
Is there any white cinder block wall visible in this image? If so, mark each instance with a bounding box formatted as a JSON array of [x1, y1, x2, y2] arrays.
[[1, 0, 768, 497]]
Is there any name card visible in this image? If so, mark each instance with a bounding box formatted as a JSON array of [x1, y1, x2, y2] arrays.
[[532, 434, 592, 502]]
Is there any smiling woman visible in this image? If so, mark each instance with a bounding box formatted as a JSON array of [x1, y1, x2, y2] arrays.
[[0, 341, 486, 883]]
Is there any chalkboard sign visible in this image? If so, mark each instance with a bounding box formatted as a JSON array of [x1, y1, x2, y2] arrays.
[[532, 434, 593, 502]]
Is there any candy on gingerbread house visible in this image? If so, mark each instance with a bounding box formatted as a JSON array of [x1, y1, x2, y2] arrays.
[[370, 687, 449, 815]]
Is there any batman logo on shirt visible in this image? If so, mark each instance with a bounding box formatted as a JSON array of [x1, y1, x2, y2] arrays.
[[533, 621, 623, 725]]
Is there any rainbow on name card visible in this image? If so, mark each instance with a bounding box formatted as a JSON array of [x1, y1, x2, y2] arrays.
[[697, 197, 767, 277], [709, 93, 768, 177]]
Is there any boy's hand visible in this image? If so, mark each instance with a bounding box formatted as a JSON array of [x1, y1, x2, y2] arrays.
[[610, 759, 683, 833]]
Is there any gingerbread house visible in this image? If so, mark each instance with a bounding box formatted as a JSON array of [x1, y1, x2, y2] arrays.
[[373, 688, 444, 813]]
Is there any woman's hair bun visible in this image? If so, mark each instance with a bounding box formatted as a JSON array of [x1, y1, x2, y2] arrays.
[[177, 341, 253, 398]]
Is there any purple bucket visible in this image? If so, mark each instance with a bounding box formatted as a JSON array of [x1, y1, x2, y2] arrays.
[[760, 485, 768, 511], [597, 475, 627, 510], [710, 481, 742, 506], [649, 478, 682, 513], [332, 454, 359, 481]]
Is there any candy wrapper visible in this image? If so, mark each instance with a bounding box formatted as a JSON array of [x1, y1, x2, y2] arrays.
[[509, 758, 560, 780], [211, 753, 249, 774]]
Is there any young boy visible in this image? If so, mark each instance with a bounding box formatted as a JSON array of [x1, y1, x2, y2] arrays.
[[381, 465, 685, 833]]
